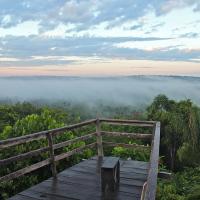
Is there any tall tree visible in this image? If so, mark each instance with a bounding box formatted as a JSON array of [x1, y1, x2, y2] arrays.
[[147, 95, 200, 170]]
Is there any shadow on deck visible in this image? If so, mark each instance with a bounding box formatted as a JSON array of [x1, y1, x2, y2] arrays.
[[10, 157, 149, 200]]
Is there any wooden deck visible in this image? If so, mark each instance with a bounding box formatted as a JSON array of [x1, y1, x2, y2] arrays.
[[9, 156, 149, 200], [1, 118, 160, 199]]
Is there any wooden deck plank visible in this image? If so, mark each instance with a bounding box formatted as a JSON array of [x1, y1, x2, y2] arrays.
[[47, 173, 142, 196], [9, 195, 39, 200], [9, 157, 149, 200], [26, 182, 100, 200], [12, 191, 74, 200]]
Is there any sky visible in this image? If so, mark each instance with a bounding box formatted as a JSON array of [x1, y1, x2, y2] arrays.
[[0, 0, 200, 76]]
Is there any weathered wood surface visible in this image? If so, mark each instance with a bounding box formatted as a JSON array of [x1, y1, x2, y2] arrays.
[[0, 146, 50, 166], [46, 133, 57, 178], [9, 156, 149, 200], [0, 143, 96, 182], [96, 119, 104, 157], [0, 118, 154, 149], [0, 158, 51, 182], [101, 157, 120, 196], [0, 119, 96, 149], [103, 141, 151, 150], [100, 118, 155, 127], [101, 131, 152, 140], [101, 157, 120, 169], [54, 142, 96, 162], [0, 133, 96, 167], [144, 122, 160, 200], [100, 118, 156, 124], [53, 132, 96, 150]]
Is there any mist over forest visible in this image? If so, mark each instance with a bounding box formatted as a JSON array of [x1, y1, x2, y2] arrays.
[[0, 76, 200, 108]]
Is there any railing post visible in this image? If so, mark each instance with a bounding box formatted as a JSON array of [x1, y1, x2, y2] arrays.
[[144, 121, 160, 200], [46, 132, 57, 178], [96, 118, 104, 157]]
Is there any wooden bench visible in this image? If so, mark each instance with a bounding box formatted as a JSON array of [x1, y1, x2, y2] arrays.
[[101, 157, 120, 196]]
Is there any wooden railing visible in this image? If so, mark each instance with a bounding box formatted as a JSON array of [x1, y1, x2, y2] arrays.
[[0, 118, 160, 200], [143, 122, 160, 200]]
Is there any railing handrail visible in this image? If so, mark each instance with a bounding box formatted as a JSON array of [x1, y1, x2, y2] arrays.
[[0, 119, 97, 149], [100, 118, 156, 127], [0, 118, 160, 200], [99, 118, 156, 124], [0, 118, 155, 149]]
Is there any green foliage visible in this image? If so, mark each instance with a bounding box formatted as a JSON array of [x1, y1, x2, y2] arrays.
[[147, 95, 200, 170], [112, 146, 149, 161], [0, 106, 18, 132], [1, 97, 200, 199], [0, 107, 69, 197], [186, 185, 200, 200], [0, 103, 107, 198], [0, 102, 42, 133], [157, 183, 185, 200], [157, 167, 200, 200]]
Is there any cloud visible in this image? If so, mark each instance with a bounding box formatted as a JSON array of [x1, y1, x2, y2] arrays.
[[193, 2, 200, 12], [151, 22, 165, 30], [0, 0, 199, 31], [155, 0, 199, 15], [180, 32, 199, 38], [0, 58, 74, 67], [130, 24, 143, 30], [107, 45, 200, 62], [0, 0, 199, 68], [0, 0, 98, 31], [0, 35, 200, 67], [0, 35, 172, 58], [58, 0, 98, 22]]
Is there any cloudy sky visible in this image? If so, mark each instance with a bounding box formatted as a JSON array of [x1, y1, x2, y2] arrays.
[[0, 0, 200, 76]]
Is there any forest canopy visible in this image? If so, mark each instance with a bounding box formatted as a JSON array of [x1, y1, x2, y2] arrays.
[[0, 95, 200, 199]]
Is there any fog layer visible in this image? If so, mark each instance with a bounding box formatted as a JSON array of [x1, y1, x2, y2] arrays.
[[0, 76, 200, 107]]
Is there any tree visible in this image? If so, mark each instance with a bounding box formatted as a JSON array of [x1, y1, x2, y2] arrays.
[[147, 95, 200, 170], [0, 108, 71, 198]]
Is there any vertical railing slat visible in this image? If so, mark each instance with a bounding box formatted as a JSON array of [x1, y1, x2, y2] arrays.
[[96, 118, 104, 157], [46, 132, 57, 178], [144, 122, 160, 200]]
